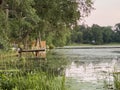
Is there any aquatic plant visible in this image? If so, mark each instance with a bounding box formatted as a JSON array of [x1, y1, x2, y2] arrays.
[[0, 72, 66, 90], [113, 72, 120, 90], [0, 51, 67, 90]]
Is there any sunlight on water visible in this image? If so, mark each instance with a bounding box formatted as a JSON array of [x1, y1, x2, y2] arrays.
[[65, 60, 117, 82], [54, 47, 120, 90], [65, 60, 120, 90]]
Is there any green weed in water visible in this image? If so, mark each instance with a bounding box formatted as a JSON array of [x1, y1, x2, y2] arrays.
[[113, 72, 120, 90]]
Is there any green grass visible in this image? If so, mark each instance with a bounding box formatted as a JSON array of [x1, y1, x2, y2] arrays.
[[68, 42, 120, 46], [104, 42, 120, 46], [0, 72, 66, 90], [68, 43, 93, 46], [113, 73, 120, 90], [0, 51, 67, 90]]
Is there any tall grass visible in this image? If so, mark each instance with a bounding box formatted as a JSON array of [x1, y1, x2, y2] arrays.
[[113, 72, 120, 90], [0, 71, 66, 90], [0, 51, 67, 90]]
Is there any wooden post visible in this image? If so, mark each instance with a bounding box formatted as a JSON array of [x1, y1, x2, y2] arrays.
[[17, 47, 22, 57], [0, 0, 2, 5], [35, 51, 39, 57], [38, 32, 41, 48]]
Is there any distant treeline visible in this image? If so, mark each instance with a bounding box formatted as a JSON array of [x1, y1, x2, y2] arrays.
[[70, 24, 120, 45]]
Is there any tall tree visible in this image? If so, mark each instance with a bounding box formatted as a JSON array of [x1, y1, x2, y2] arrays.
[[34, 0, 94, 46], [0, 0, 94, 48], [114, 23, 120, 42], [102, 26, 113, 43], [0, 0, 39, 48], [91, 24, 103, 44]]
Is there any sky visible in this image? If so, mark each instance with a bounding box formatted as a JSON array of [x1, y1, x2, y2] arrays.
[[84, 0, 120, 27]]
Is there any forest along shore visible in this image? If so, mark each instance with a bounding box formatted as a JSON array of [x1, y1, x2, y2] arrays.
[[56, 46, 120, 49]]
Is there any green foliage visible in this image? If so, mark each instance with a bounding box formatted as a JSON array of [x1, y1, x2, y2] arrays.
[[0, 72, 66, 90], [71, 24, 120, 45], [0, 0, 94, 47], [71, 31, 83, 43], [114, 23, 120, 42], [91, 24, 103, 44], [33, 0, 93, 46], [113, 73, 120, 90], [0, 9, 9, 49], [0, 51, 68, 90], [102, 26, 113, 43]]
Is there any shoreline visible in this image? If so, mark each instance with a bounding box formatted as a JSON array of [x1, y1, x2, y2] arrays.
[[56, 45, 120, 49]]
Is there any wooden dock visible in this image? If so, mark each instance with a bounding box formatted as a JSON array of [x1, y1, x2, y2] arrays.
[[18, 48, 46, 58], [15, 40, 47, 58]]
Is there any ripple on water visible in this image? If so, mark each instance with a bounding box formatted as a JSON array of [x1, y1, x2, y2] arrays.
[[54, 48, 120, 90]]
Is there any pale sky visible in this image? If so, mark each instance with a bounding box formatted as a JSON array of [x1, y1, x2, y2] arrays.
[[85, 0, 120, 26]]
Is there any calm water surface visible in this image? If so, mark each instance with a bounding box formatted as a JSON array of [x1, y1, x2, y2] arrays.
[[53, 47, 120, 90]]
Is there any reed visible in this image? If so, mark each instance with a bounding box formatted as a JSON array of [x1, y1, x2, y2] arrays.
[[0, 71, 66, 90], [113, 72, 120, 90], [0, 51, 67, 90]]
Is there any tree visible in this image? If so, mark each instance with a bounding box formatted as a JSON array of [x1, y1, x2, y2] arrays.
[[0, 0, 40, 49], [102, 26, 113, 43], [114, 23, 120, 42], [34, 0, 94, 46], [80, 26, 93, 43], [91, 24, 103, 45], [0, 0, 94, 48]]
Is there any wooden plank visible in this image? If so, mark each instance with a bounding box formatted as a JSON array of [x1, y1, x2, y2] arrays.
[[22, 48, 46, 52], [18, 48, 46, 58]]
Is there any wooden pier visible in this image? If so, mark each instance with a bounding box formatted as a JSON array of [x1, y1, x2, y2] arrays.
[[18, 48, 46, 57], [18, 41, 46, 58]]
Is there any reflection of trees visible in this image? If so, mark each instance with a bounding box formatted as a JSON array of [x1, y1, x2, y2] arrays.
[[42, 52, 69, 76], [0, 51, 70, 77], [74, 60, 85, 67]]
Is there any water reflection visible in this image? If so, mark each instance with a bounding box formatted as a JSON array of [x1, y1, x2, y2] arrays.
[[66, 59, 118, 81], [65, 59, 120, 90], [53, 48, 120, 90]]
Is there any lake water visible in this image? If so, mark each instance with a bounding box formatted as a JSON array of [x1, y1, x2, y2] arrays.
[[53, 47, 120, 90]]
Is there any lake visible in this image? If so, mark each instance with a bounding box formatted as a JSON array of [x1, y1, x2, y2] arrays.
[[52, 46, 120, 90], [0, 46, 120, 90]]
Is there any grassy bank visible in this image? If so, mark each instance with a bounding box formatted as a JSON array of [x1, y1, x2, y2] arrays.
[[0, 71, 66, 90], [0, 51, 67, 90], [68, 43, 120, 46]]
